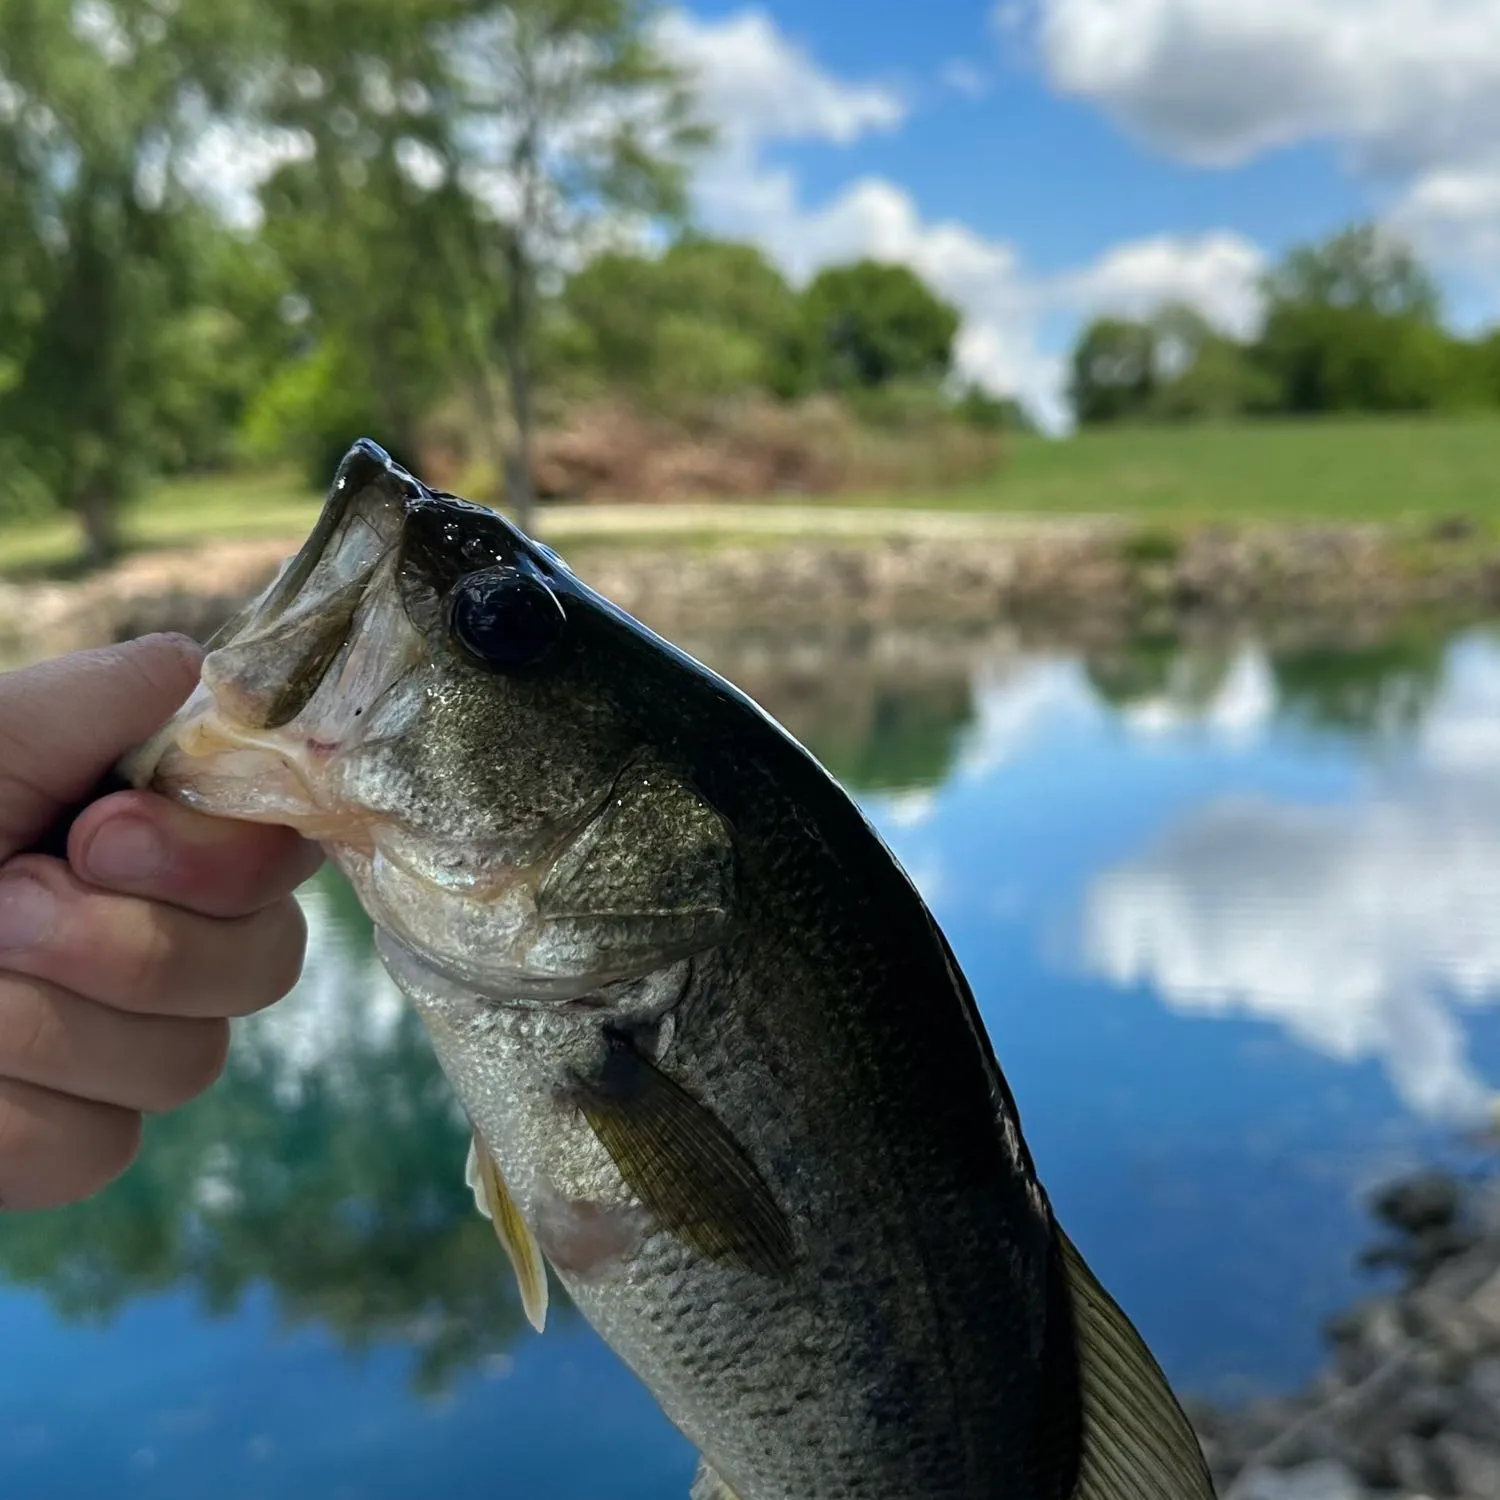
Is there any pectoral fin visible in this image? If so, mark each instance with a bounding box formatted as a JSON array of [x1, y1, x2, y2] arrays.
[[466, 1134, 550, 1333], [572, 1034, 795, 1278], [1060, 1229, 1216, 1500], [690, 1459, 741, 1500]]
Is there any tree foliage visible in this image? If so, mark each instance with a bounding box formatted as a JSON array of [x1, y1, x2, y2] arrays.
[[1068, 224, 1486, 428], [1256, 228, 1454, 415], [0, 0, 278, 562], [800, 259, 961, 391], [560, 236, 804, 405], [1069, 317, 1159, 425]]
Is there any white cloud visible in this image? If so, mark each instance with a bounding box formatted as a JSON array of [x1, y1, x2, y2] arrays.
[[669, 8, 1268, 424], [658, 9, 907, 147], [957, 657, 1105, 774], [1056, 232, 1267, 339], [1027, 0, 1500, 173], [1023, 0, 1500, 279], [1085, 790, 1500, 1123], [881, 788, 939, 828], [1389, 166, 1500, 277]]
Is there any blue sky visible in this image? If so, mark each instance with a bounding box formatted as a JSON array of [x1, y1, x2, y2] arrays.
[[658, 0, 1500, 423]]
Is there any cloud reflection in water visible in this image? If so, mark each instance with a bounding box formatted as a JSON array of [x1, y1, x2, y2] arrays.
[[1084, 634, 1500, 1124]]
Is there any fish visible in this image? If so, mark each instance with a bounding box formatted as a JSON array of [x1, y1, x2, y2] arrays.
[[124, 440, 1216, 1500]]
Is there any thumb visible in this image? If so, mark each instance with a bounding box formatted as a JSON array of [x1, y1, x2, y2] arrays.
[[0, 634, 203, 861]]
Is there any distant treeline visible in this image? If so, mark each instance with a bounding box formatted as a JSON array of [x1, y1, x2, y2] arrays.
[[2, 2, 1489, 570], [1070, 225, 1500, 426], [0, 0, 1009, 565]]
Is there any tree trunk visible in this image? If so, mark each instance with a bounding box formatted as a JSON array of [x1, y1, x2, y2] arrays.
[[75, 488, 122, 571], [470, 357, 510, 507], [502, 233, 537, 536]]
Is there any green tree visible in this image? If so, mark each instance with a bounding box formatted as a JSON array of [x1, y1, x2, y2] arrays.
[[1271, 632, 1446, 736], [248, 0, 704, 525], [431, 0, 706, 531], [561, 236, 804, 406], [1149, 303, 1273, 421], [1068, 316, 1157, 424], [0, 0, 275, 564], [800, 259, 960, 391], [951, 384, 1035, 433], [1254, 224, 1460, 414], [241, 0, 506, 486]]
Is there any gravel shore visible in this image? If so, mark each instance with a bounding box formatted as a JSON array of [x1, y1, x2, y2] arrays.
[[1195, 1166, 1500, 1499]]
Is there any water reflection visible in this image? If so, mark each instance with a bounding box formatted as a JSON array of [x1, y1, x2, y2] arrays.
[[7, 613, 1500, 1489], [0, 873, 541, 1394], [680, 622, 985, 792], [1084, 630, 1500, 1125]]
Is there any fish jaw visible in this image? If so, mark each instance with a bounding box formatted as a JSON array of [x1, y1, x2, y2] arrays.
[[118, 443, 427, 843], [122, 691, 379, 845]]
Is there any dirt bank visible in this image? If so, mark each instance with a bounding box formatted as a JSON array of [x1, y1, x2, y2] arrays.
[[1, 512, 1496, 663]]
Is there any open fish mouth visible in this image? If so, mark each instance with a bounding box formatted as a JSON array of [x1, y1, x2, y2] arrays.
[[120, 440, 441, 833]]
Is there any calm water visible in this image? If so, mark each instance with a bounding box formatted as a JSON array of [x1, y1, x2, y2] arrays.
[[7, 618, 1500, 1497]]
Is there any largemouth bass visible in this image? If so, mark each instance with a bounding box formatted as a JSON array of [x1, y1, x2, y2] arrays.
[[126, 441, 1215, 1500]]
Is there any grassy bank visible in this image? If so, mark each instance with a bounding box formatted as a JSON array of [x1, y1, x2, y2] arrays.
[[941, 414, 1500, 524], [0, 470, 320, 577], [3, 415, 1499, 577]]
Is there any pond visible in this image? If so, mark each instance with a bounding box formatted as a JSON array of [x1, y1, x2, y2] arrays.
[[4, 615, 1500, 1498]]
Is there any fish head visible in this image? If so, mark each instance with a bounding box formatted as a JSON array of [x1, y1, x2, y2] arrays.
[[127, 439, 737, 1004]]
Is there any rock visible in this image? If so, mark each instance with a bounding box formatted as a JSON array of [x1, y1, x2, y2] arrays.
[[1234, 1460, 1365, 1500], [1389, 1431, 1454, 1495], [1372, 1172, 1464, 1237], [1201, 1169, 1500, 1500], [1407, 1286, 1488, 1359], [1468, 1267, 1500, 1338], [1393, 1380, 1461, 1441], [1454, 1359, 1500, 1445], [1436, 1430, 1500, 1499], [1430, 513, 1478, 543]]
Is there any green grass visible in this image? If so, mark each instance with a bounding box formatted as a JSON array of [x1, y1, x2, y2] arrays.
[[5, 415, 1500, 578], [913, 415, 1500, 524], [0, 468, 321, 577]]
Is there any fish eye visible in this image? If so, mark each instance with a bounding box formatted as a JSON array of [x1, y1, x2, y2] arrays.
[[448, 566, 566, 671]]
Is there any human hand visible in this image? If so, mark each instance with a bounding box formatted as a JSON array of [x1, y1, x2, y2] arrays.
[[0, 634, 322, 1210]]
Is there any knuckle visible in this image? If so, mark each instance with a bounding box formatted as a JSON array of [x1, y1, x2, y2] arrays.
[[0, 984, 61, 1073], [114, 911, 176, 1009]]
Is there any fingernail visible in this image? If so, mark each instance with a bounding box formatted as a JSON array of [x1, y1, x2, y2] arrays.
[[0, 877, 57, 951], [84, 817, 167, 887]]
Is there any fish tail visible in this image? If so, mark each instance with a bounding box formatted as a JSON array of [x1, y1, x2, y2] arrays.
[[1057, 1227, 1219, 1500]]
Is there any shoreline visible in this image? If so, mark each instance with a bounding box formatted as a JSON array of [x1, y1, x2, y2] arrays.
[[1194, 1164, 1500, 1500], [2, 514, 1498, 661]]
